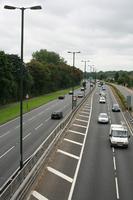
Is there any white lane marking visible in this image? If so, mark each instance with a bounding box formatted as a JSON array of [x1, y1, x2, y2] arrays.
[[47, 166, 73, 183], [84, 105, 90, 108], [78, 114, 89, 118], [68, 129, 85, 136], [82, 108, 90, 112], [57, 149, 79, 160], [23, 132, 31, 140], [45, 108, 50, 111], [35, 123, 43, 130], [14, 125, 20, 129], [0, 131, 10, 138], [64, 138, 83, 146], [68, 90, 93, 200], [75, 118, 88, 123], [28, 116, 36, 121], [112, 147, 115, 153], [45, 117, 51, 122], [0, 146, 15, 159], [113, 156, 116, 170], [115, 177, 120, 199], [80, 111, 89, 114], [32, 190, 48, 200], [72, 124, 87, 128]]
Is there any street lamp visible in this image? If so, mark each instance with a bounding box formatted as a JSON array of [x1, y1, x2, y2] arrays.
[[68, 51, 80, 109], [4, 4, 42, 169], [89, 64, 94, 90], [81, 60, 90, 96]]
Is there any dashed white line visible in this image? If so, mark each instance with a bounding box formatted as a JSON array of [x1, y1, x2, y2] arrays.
[[64, 138, 83, 146], [113, 156, 116, 170], [78, 114, 89, 118], [23, 132, 31, 140], [0, 146, 15, 159], [32, 190, 48, 200], [29, 116, 36, 121], [82, 108, 90, 112], [57, 149, 79, 160], [35, 123, 43, 130], [47, 166, 73, 183], [112, 147, 115, 153], [0, 131, 10, 138], [72, 124, 87, 128], [14, 125, 20, 129], [115, 177, 120, 199], [68, 129, 85, 136], [80, 111, 89, 115], [45, 117, 51, 122], [75, 118, 88, 123]]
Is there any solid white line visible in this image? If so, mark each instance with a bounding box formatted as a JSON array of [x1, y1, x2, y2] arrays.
[[78, 114, 89, 118], [45, 117, 51, 122], [47, 166, 73, 183], [0, 146, 15, 159], [0, 131, 10, 138], [32, 190, 48, 200], [72, 124, 87, 128], [68, 90, 93, 200], [64, 138, 83, 146], [115, 177, 120, 199], [80, 111, 89, 114], [57, 149, 79, 160], [35, 123, 43, 130], [23, 132, 31, 140], [113, 156, 116, 170], [75, 118, 88, 123], [68, 129, 85, 136]]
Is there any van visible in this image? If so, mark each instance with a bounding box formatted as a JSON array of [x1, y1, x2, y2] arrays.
[[109, 124, 130, 148]]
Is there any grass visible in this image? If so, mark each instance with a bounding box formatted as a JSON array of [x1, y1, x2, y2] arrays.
[[0, 86, 80, 125]]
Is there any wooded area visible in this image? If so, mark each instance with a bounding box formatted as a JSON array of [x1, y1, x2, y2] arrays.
[[0, 49, 83, 105]]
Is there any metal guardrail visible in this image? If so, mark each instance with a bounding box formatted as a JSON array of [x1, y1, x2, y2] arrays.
[[0, 86, 95, 200]]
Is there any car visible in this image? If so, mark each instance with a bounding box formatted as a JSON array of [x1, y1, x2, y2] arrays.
[[99, 96, 106, 103], [90, 83, 93, 87], [78, 93, 83, 98], [51, 111, 63, 119], [81, 87, 85, 91], [58, 95, 65, 100], [69, 90, 73, 95], [112, 103, 120, 112], [98, 113, 109, 123], [102, 85, 106, 90], [109, 124, 130, 148]]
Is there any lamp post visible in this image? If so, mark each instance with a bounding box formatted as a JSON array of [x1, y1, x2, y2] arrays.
[[68, 51, 80, 109], [89, 64, 94, 90], [81, 60, 90, 96], [4, 5, 42, 169]]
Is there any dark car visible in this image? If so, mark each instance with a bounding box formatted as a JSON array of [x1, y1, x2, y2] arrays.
[[112, 104, 120, 112], [69, 91, 73, 95], [51, 111, 63, 119], [58, 95, 65, 100]]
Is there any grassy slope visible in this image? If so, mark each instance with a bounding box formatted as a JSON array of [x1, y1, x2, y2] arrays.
[[0, 87, 79, 125]]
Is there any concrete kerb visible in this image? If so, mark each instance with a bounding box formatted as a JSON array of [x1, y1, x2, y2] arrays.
[[0, 86, 95, 200]]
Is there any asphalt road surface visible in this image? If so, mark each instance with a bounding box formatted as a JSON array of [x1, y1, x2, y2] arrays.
[[27, 84, 133, 200], [0, 85, 91, 189]]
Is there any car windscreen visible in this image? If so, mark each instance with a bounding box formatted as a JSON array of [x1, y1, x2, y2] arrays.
[[111, 130, 128, 137]]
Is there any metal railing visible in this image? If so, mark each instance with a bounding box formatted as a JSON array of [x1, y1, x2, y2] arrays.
[[0, 86, 95, 200]]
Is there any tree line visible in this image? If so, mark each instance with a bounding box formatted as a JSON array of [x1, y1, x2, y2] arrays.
[[0, 49, 83, 105], [87, 70, 133, 87]]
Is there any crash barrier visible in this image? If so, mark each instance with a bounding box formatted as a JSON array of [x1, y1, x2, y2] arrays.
[[0, 86, 95, 200]]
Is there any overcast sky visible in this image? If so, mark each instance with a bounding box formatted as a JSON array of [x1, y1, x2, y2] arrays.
[[0, 0, 133, 72]]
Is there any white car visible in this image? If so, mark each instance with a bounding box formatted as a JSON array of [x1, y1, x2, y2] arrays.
[[98, 113, 109, 123], [99, 96, 106, 103], [109, 124, 130, 148]]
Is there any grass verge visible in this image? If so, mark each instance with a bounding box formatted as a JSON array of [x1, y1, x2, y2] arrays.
[[0, 86, 80, 125]]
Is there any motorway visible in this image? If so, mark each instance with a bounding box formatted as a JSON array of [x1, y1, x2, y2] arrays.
[[27, 85, 133, 200], [0, 85, 90, 189]]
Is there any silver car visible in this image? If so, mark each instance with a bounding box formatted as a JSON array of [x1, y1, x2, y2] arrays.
[[98, 113, 109, 123]]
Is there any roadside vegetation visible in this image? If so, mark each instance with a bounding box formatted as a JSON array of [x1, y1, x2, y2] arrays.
[[0, 86, 80, 125]]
